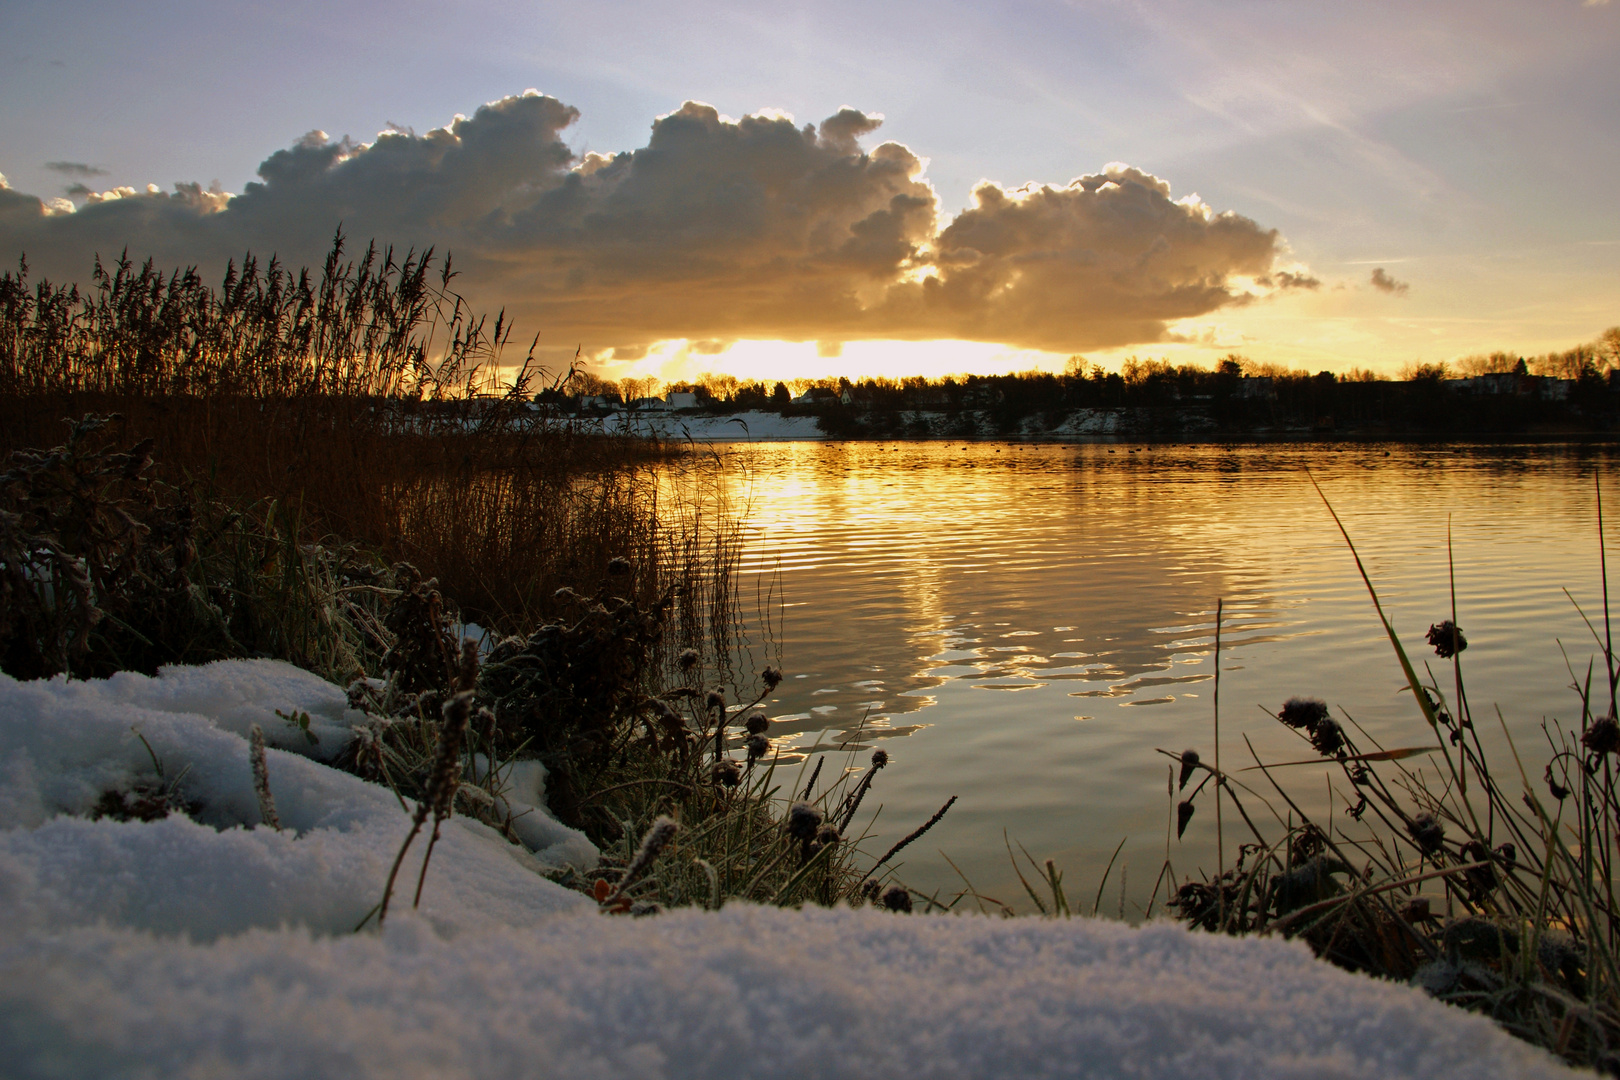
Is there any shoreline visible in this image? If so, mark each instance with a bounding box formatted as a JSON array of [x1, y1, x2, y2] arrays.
[[582, 407, 1620, 445]]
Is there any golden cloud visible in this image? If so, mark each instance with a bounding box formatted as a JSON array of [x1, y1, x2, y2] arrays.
[[0, 93, 1296, 356]]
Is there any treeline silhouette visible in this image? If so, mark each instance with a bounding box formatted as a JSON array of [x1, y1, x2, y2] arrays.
[[563, 333, 1620, 437]]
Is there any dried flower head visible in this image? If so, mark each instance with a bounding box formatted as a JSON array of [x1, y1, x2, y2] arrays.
[[553, 586, 578, 603], [1178, 748, 1200, 791], [678, 648, 700, 671], [1408, 812, 1445, 855], [880, 884, 913, 912], [1308, 716, 1346, 757], [711, 759, 741, 788], [1583, 714, 1620, 757], [786, 801, 823, 841], [1177, 799, 1195, 839], [607, 557, 632, 576], [1545, 763, 1571, 801], [761, 666, 784, 691], [870, 748, 889, 768], [705, 689, 726, 712], [745, 713, 771, 736], [745, 733, 770, 762], [815, 823, 842, 847], [1425, 621, 1468, 659], [607, 815, 679, 904], [1278, 697, 1329, 730]]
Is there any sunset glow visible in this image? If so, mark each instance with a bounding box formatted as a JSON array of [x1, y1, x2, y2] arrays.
[[2, 1, 1615, 380]]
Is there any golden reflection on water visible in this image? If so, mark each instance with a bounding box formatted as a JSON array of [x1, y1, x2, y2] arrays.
[[703, 441, 1620, 915]]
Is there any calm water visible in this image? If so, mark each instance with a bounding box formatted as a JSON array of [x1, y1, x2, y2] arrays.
[[707, 440, 1620, 915]]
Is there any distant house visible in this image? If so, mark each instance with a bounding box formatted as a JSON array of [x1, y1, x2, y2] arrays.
[[1445, 373, 1519, 395], [665, 391, 699, 410], [627, 396, 669, 412], [1235, 376, 1274, 400], [792, 388, 840, 405], [577, 394, 620, 412]]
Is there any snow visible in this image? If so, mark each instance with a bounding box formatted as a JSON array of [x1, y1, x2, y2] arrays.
[[0, 663, 1584, 1078], [598, 408, 825, 441]]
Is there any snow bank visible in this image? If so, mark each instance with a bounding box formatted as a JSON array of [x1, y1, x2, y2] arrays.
[[0, 905, 1577, 1079], [601, 409, 825, 441], [0, 661, 595, 941], [0, 664, 1582, 1078]]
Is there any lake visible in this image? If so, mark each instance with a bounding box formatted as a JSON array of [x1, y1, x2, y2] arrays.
[[707, 439, 1620, 915]]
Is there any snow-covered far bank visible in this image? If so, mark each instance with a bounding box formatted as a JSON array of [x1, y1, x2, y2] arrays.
[[597, 408, 826, 441], [0, 663, 1584, 1078]]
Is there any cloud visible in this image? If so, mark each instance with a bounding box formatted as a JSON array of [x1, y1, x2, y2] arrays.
[[0, 93, 1297, 357], [44, 161, 108, 179], [1257, 270, 1320, 290], [1369, 267, 1410, 295]]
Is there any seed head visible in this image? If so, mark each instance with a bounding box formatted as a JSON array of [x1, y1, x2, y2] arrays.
[[1308, 716, 1345, 757], [1408, 812, 1445, 855], [761, 666, 783, 691], [815, 823, 842, 847], [1425, 621, 1468, 659], [607, 557, 632, 576], [745, 733, 770, 762], [786, 801, 823, 841], [871, 748, 889, 768], [711, 759, 741, 788], [1278, 697, 1329, 730], [880, 884, 913, 913], [705, 689, 726, 712], [1583, 714, 1620, 757], [1177, 799, 1195, 839], [745, 713, 770, 735], [1178, 748, 1200, 791], [678, 648, 700, 671]]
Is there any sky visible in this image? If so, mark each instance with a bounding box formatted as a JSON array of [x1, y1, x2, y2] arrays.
[[2, 0, 1616, 385]]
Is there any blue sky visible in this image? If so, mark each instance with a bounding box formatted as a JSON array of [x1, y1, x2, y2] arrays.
[[2, 0, 1616, 380]]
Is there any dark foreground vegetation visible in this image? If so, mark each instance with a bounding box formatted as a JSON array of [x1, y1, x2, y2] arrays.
[[0, 237, 935, 918]]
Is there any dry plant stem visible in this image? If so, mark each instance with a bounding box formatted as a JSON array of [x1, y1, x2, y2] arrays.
[[869, 795, 957, 876], [249, 723, 280, 831]]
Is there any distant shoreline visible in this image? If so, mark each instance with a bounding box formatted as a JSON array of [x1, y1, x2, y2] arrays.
[[582, 407, 1620, 445]]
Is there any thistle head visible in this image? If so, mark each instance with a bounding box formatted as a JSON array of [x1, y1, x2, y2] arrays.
[[761, 666, 783, 691], [786, 801, 823, 841], [1278, 697, 1329, 730], [880, 884, 913, 913], [1408, 812, 1445, 855], [745, 713, 770, 736], [1425, 621, 1468, 659], [745, 733, 770, 762], [870, 748, 889, 768], [711, 759, 741, 788], [678, 648, 700, 671], [1308, 717, 1345, 757], [1583, 714, 1620, 757]]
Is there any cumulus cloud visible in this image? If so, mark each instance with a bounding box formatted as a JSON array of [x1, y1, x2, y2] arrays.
[[1370, 267, 1410, 295], [0, 92, 1298, 357]]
